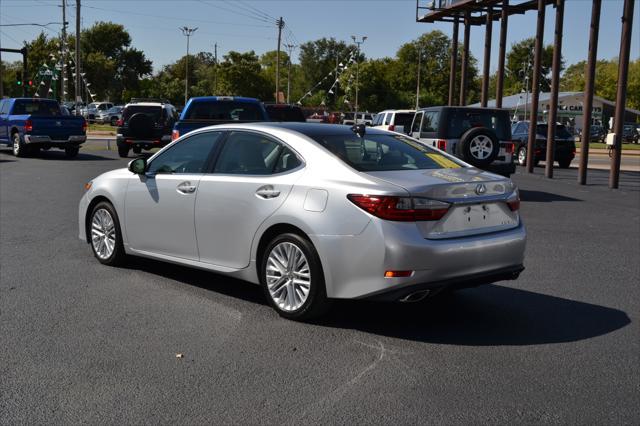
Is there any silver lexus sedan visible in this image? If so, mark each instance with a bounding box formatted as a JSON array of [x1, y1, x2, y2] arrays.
[[79, 123, 526, 320]]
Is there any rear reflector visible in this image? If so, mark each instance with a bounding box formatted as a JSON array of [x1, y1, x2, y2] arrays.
[[507, 200, 520, 211], [347, 194, 450, 221], [24, 119, 33, 133], [388, 124, 395, 132], [384, 270, 413, 278], [437, 139, 447, 151], [171, 130, 180, 141]]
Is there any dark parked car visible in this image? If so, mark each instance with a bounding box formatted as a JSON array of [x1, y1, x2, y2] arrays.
[[511, 121, 576, 169], [116, 100, 178, 158], [265, 103, 306, 122], [622, 124, 639, 143], [580, 124, 605, 143]]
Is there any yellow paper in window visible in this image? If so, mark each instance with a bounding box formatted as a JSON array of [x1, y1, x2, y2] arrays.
[[426, 153, 461, 169]]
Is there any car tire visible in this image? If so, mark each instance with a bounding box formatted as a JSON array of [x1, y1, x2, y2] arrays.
[[557, 158, 572, 169], [455, 127, 500, 167], [88, 201, 126, 266], [65, 146, 79, 158], [517, 146, 527, 166], [260, 232, 331, 321], [132, 146, 142, 154], [117, 146, 129, 158], [12, 133, 29, 157]]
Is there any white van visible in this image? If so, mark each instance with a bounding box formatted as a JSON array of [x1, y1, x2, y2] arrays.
[[371, 109, 415, 134]]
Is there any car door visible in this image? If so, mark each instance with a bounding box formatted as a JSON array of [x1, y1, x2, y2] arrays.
[[417, 111, 440, 148], [0, 100, 8, 143], [124, 131, 223, 260], [410, 111, 423, 139], [195, 130, 304, 268]]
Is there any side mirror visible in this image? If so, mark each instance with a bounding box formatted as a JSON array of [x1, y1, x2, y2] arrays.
[[128, 157, 147, 174]]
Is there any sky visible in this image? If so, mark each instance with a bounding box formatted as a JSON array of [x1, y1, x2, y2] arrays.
[[1, 0, 639, 74]]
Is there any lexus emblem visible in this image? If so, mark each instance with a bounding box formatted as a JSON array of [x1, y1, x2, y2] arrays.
[[475, 183, 487, 195], [55, 121, 62, 126]]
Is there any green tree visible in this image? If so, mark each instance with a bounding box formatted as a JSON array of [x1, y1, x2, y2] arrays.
[[504, 37, 559, 95], [217, 51, 270, 100]]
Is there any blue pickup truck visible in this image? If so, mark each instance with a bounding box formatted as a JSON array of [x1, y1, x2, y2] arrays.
[[0, 98, 87, 158], [171, 96, 269, 141]]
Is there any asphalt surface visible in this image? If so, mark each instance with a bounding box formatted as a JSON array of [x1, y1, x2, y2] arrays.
[[1, 145, 638, 424]]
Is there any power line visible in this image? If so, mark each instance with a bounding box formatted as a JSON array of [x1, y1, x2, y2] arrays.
[[197, 0, 275, 25]]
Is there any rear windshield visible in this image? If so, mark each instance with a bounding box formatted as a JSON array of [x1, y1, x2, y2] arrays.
[[123, 105, 162, 121], [309, 133, 463, 172], [394, 113, 414, 128], [444, 109, 510, 140], [266, 105, 306, 122], [184, 101, 263, 121], [536, 124, 572, 139], [12, 100, 60, 116]]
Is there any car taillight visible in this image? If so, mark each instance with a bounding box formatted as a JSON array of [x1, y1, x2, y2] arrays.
[[506, 192, 520, 211], [347, 194, 450, 221], [388, 124, 395, 131], [24, 119, 33, 133], [82, 119, 87, 133], [505, 142, 515, 154], [437, 139, 447, 151], [116, 119, 123, 126], [172, 130, 180, 141]]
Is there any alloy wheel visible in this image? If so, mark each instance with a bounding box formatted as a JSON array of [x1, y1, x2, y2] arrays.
[[91, 208, 116, 260], [265, 242, 311, 311], [469, 135, 494, 160]]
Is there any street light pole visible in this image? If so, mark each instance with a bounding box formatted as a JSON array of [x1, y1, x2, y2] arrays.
[[351, 35, 366, 124], [180, 26, 198, 106], [415, 44, 422, 110], [284, 43, 296, 104]]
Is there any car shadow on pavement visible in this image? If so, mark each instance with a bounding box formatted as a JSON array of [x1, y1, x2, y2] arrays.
[[519, 189, 582, 202], [35, 150, 117, 161], [317, 285, 630, 346], [122, 256, 267, 306]]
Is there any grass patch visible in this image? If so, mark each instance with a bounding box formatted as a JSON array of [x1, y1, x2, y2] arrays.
[[576, 142, 640, 150], [88, 123, 116, 134]]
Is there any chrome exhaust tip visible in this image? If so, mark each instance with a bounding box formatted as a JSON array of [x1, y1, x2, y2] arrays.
[[399, 290, 430, 303]]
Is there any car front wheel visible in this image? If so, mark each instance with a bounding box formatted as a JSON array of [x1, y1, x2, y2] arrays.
[[12, 133, 29, 157], [89, 201, 126, 266], [261, 233, 330, 321]]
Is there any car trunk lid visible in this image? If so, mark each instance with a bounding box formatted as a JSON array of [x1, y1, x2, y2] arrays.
[[364, 167, 520, 239]]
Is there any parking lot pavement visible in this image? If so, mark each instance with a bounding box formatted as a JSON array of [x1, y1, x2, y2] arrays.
[[1, 148, 638, 424]]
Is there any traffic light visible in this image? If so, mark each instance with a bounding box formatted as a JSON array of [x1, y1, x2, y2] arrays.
[[28, 80, 33, 87], [16, 71, 22, 86]]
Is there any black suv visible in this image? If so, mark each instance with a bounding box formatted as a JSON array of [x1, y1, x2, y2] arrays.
[[410, 106, 516, 176], [511, 121, 576, 168], [116, 99, 178, 158]]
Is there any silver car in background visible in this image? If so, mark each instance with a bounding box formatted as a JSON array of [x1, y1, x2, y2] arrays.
[[78, 123, 526, 320]]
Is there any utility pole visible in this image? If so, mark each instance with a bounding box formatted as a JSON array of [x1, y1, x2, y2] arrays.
[[75, 0, 80, 114], [180, 27, 197, 106], [61, 0, 67, 102], [284, 43, 296, 104], [275, 17, 284, 103], [213, 42, 218, 94], [415, 44, 422, 110], [351, 35, 367, 124]]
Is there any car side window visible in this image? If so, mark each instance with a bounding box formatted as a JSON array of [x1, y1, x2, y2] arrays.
[[421, 112, 439, 132], [147, 131, 222, 175], [0, 100, 8, 115], [273, 146, 302, 173], [384, 113, 392, 125], [214, 131, 283, 175], [411, 113, 423, 133]]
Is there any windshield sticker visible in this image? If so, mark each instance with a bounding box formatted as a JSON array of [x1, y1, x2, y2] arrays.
[[426, 153, 461, 169]]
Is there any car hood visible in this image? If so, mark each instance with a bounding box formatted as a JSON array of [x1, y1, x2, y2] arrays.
[[364, 167, 514, 201]]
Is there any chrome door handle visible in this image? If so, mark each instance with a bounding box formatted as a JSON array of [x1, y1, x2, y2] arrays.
[[176, 181, 197, 194], [255, 185, 280, 199]]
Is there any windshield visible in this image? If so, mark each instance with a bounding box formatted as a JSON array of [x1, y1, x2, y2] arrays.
[[12, 100, 60, 116], [266, 105, 306, 122], [309, 133, 463, 171], [123, 105, 162, 121], [185, 101, 263, 121], [536, 124, 573, 139], [444, 109, 511, 140]]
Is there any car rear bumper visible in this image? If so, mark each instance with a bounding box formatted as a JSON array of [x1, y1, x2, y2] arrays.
[[117, 135, 171, 147], [312, 219, 526, 300], [24, 134, 86, 145]]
